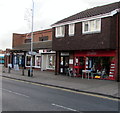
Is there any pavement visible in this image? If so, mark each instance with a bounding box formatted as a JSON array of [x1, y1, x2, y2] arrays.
[[1, 67, 120, 99]]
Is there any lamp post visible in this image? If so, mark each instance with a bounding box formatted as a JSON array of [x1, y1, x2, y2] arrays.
[[30, 0, 34, 77], [6, 53, 10, 73]]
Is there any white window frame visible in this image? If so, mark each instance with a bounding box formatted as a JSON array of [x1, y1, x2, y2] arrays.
[[25, 55, 32, 67], [69, 24, 75, 36], [25, 54, 41, 68], [55, 26, 65, 38], [82, 19, 101, 34]]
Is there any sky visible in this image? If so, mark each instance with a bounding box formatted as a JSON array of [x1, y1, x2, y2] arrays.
[[0, 0, 119, 50]]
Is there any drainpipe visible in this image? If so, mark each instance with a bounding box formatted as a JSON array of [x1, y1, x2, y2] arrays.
[[55, 51, 57, 75], [117, 11, 120, 82]]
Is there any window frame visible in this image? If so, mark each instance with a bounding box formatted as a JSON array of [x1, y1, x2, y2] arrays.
[[82, 18, 101, 34], [68, 23, 75, 36], [55, 26, 65, 38], [25, 54, 39, 68]]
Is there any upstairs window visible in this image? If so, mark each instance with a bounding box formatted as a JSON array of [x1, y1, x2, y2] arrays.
[[69, 24, 75, 36], [55, 26, 65, 38], [82, 19, 101, 34]]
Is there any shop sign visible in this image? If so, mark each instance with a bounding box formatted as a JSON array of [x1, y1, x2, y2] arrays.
[[61, 52, 69, 56], [69, 59, 73, 64], [87, 52, 97, 56]]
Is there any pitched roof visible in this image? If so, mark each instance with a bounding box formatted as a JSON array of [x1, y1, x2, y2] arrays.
[[11, 41, 52, 52], [52, 2, 120, 26]]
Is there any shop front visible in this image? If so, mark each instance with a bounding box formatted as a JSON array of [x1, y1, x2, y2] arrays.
[[74, 50, 117, 80], [41, 52, 55, 71], [12, 53, 25, 70]]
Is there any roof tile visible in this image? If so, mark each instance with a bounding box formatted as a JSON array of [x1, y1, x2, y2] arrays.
[[53, 2, 120, 25]]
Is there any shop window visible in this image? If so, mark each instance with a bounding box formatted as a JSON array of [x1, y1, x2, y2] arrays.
[[26, 55, 35, 67], [82, 19, 101, 34], [35, 56, 41, 67], [14, 56, 19, 65], [18, 56, 22, 66], [74, 56, 115, 79], [47, 55, 55, 69], [87, 57, 111, 78]]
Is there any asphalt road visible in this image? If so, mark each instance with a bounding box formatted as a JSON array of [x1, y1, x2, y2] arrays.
[[2, 76, 119, 112]]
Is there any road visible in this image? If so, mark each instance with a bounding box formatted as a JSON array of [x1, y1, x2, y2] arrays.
[[2, 76, 119, 112]]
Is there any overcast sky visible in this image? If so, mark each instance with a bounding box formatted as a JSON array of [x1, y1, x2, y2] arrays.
[[0, 0, 119, 50]]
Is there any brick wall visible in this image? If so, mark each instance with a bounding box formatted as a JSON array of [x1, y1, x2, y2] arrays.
[[12, 29, 52, 48], [12, 33, 25, 48]]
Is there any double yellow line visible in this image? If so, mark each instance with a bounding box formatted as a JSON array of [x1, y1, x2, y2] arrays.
[[2, 76, 120, 102]]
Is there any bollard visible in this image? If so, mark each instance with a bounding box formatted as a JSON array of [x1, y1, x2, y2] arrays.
[[28, 69, 33, 77], [8, 66, 11, 73], [22, 67, 24, 76], [30, 69, 33, 77]]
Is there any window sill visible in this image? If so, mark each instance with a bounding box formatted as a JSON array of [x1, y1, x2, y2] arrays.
[[25, 66, 41, 68], [46, 68, 55, 70], [55, 35, 64, 38], [69, 34, 74, 36], [82, 31, 101, 35]]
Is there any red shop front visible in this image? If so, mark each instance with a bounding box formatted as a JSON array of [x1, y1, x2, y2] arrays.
[[74, 50, 117, 80]]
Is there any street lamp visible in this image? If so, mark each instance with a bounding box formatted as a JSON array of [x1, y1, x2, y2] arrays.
[[30, 0, 34, 77]]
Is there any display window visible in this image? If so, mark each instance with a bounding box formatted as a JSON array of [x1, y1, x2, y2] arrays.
[[26, 55, 35, 67], [74, 55, 116, 80], [87, 57, 112, 78], [35, 56, 41, 67], [47, 55, 55, 69], [18, 56, 22, 66]]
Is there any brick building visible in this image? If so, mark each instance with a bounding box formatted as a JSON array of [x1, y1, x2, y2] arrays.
[[8, 29, 55, 71], [52, 2, 120, 81]]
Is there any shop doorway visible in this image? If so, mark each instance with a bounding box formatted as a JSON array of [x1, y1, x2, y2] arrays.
[[74, 57, 85, 76], [59, 56, 69, 74]]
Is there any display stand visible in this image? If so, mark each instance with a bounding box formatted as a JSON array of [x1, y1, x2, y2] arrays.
[[109, 62, 115, 80]]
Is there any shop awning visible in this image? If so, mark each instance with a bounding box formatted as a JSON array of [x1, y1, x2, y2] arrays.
[[11, 40, 52, 52]]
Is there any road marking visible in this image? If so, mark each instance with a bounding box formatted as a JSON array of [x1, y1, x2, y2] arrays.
[[2, 76, 120, 102], [52, 103, 77, 111], [2, 88, 29, 98]]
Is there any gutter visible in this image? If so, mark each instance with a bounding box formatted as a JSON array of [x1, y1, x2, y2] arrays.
[[117, 11, 120, 82]]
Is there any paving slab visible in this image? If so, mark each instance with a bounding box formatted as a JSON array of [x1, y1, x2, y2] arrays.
[[1, 68, 120, 98]]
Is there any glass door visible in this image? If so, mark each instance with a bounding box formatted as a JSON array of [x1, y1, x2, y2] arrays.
[[59, 56, 69, 74]]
